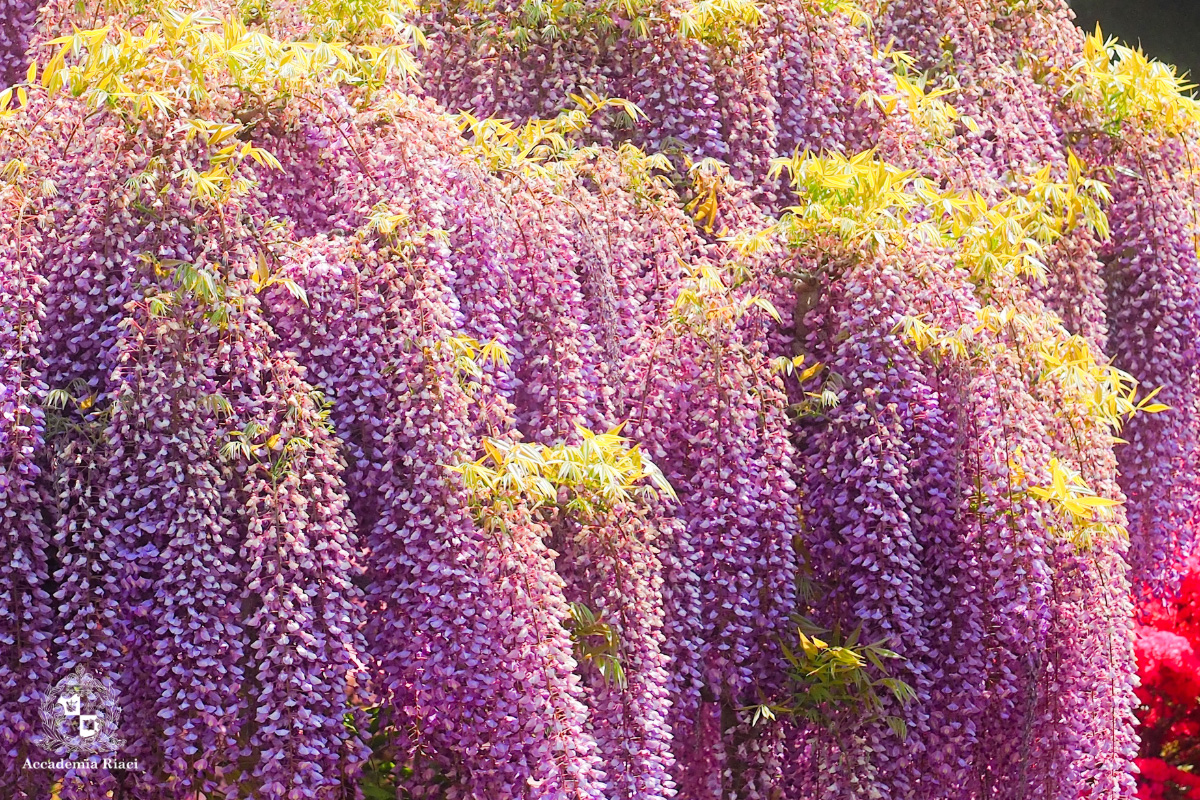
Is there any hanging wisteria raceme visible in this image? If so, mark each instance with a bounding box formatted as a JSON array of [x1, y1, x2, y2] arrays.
[[875, 0, 1200, 606], [486, 180, 688, 800], [257, 109, 612, 799], [497, 187, 600, 441], [256, 87, 739, 799], [418, 0, 898, 186], [35, 123, 152, 394], [357, 285, 607, 800], [756, 96, 1144, 796], [1040, 225, 1110, 355], [418, 1, 619, 135], [876, 0, 1200, 599], [548, 510, 677, 800], [265, 222, 610, 797], [0, 192, 52, 799], [623, 256, 800, 798], [44, 434, 126, 800], [100, 298, 245, 799], [778, 237, 1042, 799], [961, 339, 1131, 800], [1041, 548, 1139, 799], [1090, 139, 1200, 589], [47, 433, 118, 686], [793, 249, 968, 797], [875, 0, 1078, 76], [0, 0, 43, 88], [227, 348, 371, 799], [758, 2, 891, 160]]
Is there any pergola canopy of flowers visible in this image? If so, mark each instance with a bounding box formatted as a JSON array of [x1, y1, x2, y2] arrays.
[[2, 0, 1199, 798]]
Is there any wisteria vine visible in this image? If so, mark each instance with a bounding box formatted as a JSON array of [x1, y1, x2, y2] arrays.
[[0, 0, 1197, 798]]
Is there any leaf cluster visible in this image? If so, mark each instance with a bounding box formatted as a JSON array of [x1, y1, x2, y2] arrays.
[[1061, 26, 1200, 138], [565, 602, 627, 689], [452, 422, 676, 517], [221, 421, 307, 477], [860, 73, 979, 142], [435, 335, 511, 396], [39, 9, 378, 122], [44, 380, 111, 441], [455, 90, 651, 182], [1024, 457, 1127, 549], [767, 148, 1110, 283], [751, 617, 914, 738], [306, 0, 425, 50], [509, 0, 653, 46], [670, 261, 781, 333], [677, 0, 763, 50], [137, 255, 242, 328], [1034, 332, 1167, 434], [761, 148, 1159, 551]]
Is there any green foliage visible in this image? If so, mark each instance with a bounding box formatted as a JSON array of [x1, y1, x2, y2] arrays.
[[136, 255, 242, 329], [453, 422, 675, 517], [249, 250, 309, 305], [1061, 26, 1200, 137], [450, 0, 764, 54], [901, 308, 1163, 430], [306, 0, 425, 47], [749, 617, 914, 738], [437, 335, 511, 394], [219, 391, 333, 479], [677, 0, 763, 49], [680, 156, 727, 233], [763, 148, 1110, 282], [31, 2, 423, 214], [1024, 457, 1126, 549], [0, 77, 31, 123], [501, 0, 650, 47], [670, 261, 780, 333], [39, 10, 372, 121], [43, 379, 110, 441], [455, 90, 650, 181], [859, 72, 978, 141], [180, 122, 282, 207], [566, 602, 627, 688], [343, 707, 412, 800]]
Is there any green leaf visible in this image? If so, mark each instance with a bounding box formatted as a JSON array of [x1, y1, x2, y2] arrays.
[[362, 784, 395, 800]]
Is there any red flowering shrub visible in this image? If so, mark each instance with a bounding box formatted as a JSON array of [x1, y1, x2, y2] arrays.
[[1137, 558, 1200, 798]]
